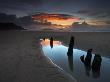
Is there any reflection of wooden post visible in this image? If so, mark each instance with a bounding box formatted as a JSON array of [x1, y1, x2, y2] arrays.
[[83, 49, 92, 76], [68, 55, 73, 71], [43, 38, 45, 41], [92, 54, 102, 78], [67, 36, 75, 56], [50, 37, 53, 48]]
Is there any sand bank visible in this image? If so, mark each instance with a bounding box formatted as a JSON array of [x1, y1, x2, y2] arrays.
[[0, 31, 76, 82]]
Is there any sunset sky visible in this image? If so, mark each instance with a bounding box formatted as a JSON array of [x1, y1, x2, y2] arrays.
[[32, 13, 80, 26], [0, 0, 110, 26]]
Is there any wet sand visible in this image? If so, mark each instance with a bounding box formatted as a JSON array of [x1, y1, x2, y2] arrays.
[[0, 31, 110, 82], [0, 31, 76, 82]]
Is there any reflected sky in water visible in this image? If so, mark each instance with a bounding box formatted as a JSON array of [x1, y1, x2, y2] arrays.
[[40, 38, 110, 82]]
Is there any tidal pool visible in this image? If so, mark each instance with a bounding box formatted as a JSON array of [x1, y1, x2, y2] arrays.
[[40, 38, 110, 82]]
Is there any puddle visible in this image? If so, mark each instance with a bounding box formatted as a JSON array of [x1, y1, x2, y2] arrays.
[[40, 37, 110, 82]]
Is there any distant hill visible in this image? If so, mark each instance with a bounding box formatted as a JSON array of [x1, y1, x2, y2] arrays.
[[0, 23, 25, 30]]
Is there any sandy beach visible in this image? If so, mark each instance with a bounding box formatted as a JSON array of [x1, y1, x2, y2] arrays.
[[0, 31, 110, 82], [0, 31, 77, 82]]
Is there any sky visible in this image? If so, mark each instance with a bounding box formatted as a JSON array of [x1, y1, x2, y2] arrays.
[[0, 0, 110, 26], [32, 13, 80, 26]]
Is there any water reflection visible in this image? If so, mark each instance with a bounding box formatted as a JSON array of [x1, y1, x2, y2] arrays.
[[67, 36, 74, 71], [50, 37, 53, 48], [80, 49, 93, 77], [40, 37, 110, 82], [67, 36, 75, 56], [80, 49, 102, 78], [92, 54, 102, 78], [68, 55, 73, 71], [41, 38, 62, 46]]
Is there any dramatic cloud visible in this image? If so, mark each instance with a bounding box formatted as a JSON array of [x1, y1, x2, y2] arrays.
[[0, 0, 110, 16], [0, 0, 110, 26], [32, 13, 80, 26]]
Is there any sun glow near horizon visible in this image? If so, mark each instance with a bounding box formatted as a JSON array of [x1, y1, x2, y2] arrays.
[[47, 18, 80, 26], [32, 13, 80, 27]]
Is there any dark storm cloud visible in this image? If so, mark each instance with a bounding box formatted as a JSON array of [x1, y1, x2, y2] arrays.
[[76, 10, 110, 19], [0, 0, 43, 5], [77, 10, 90, 14], [104, 20, 110, 25], [0, 0, 110, 18], [0, 0, 44, 16], [0, 0, 76, 16]]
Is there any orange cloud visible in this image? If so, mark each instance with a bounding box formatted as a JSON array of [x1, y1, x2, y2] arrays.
[[32, 13, 80, 26]]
